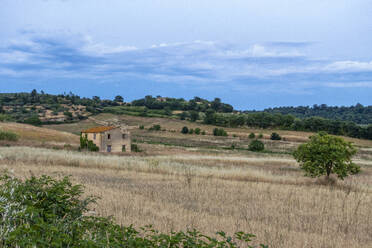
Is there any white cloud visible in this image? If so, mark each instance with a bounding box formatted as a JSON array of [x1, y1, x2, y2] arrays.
[[324, 61, 372, 72], [325, 82, 372, 88]]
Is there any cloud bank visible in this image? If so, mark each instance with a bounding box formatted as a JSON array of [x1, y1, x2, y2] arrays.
[[1, 32, 372, 96]]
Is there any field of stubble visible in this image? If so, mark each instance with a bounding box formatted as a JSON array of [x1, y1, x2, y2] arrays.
[[0, 145, 371, 248]]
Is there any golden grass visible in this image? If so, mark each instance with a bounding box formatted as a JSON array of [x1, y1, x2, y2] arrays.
[[0, 146, 371, 247], [0, 122, 79, 146]]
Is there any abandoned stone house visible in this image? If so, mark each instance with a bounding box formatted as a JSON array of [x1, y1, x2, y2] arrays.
[[81, 126, 131, 153]]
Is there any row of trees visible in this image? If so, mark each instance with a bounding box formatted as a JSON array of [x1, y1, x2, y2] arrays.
[[132, 96, 234, 113], [204, 111, 372, 140], [255, 103, 372, 124]]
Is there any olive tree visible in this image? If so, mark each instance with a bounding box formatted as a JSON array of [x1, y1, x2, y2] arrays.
[[293, 132, 360, 180]]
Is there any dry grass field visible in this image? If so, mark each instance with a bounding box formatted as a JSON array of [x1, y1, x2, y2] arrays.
[[2, 118, 372, 247], [0, 144, 371, 247]]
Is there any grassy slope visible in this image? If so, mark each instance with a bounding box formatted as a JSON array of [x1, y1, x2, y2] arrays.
[[0, 122, 79, 147]]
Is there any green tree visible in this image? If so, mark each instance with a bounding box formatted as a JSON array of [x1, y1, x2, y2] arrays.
[[293, 132, 360, 180], [114, 95, 124, 103], [181, 126, 189, 134], [189, 111, 199, 122], [249, 133, 255, 139]]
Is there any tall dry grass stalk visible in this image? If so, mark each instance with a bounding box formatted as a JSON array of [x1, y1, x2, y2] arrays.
[[0, 146, 371, 247]]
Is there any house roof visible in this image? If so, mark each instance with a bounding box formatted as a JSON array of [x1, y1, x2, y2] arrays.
[[81, 126, 117, 133]]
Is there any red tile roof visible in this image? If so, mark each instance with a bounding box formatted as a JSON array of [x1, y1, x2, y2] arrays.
[[81, 126, 117, 133]]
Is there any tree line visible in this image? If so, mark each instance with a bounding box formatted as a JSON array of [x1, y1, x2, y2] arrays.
[[253, 103, 372, 125], [204, 111, 372, 140]]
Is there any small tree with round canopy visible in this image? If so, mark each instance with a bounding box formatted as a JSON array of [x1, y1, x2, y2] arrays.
[[293, 132, 360, 180]]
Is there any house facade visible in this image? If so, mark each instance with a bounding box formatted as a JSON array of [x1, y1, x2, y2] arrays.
[[81, 126, 131, 153]]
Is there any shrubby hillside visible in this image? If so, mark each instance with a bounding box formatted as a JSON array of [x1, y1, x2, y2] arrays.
[[1, 90, 371, 140]]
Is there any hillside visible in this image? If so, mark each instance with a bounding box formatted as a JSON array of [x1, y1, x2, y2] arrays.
[[1, 91, 371, 140]]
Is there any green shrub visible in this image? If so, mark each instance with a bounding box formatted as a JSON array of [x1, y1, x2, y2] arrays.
[[0, 174, 267, 248], [139, 125, 145, 130], [181, 126, 189, 134], [213, 128, 228, 136], [201, 130, 206, 135], [149, 124, 161, 131], [131, 144, 141, 152], [0, 114, 12, 122], [189, 128, 194, 134], [195, 128, 201, 135], [23, 115, 42, 126], [64, 111, 73, 118], [0, 130, 19, 141], [80, 134, 99, 152], [258, 133, 263, 139], [249, 140, 265, 152], [270, 132, 281, 140], [249, 133, 255, 139]]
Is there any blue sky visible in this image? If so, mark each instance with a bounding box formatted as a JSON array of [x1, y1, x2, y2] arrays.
[[0, 0, 372, 110]]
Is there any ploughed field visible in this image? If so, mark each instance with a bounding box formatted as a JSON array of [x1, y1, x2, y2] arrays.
[[1, 115, 372, 247]]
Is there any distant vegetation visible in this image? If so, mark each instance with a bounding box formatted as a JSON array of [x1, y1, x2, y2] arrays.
[[213, 128, 228, 137], [253, 104, 372, 125], [0, 130, 18, 141], [204, 112, 372, 140], [80, 134, 99, 152], [249, 140, 265, 152], [270, 132, 282, 141], [1, 90, 371, 140]]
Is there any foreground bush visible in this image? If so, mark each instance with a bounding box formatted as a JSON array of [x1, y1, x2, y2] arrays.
[[0, 130, 18, 141], [0, 174, 267, 248]]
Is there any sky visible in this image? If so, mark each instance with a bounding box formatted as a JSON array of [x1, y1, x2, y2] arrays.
[[0, 0, 372, 110]]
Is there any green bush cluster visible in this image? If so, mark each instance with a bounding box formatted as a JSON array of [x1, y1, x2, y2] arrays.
[[213, 128, 228, 136], [270, 132, 281, 140], [149, 124, 161, 131], [80, 134, 99, 152], [249, 140, 265, 152], [131, 144, 142, 152], [0, 130, 19, 141], [0, 174, 267, 248], [181, 126, 204, 135], [0, 114, 12, 122]]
